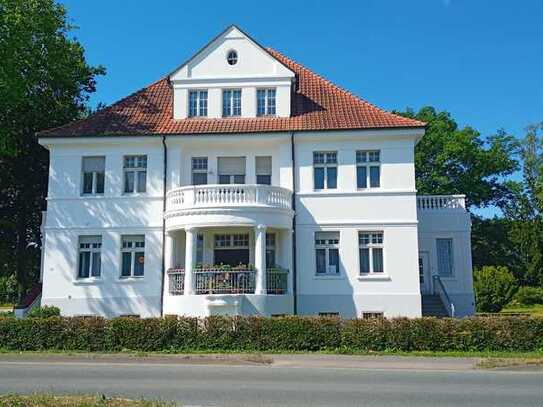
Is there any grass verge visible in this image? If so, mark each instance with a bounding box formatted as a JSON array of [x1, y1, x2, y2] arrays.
[[0, 394, 173, 406], [477, 357, 543, 369], [501, 304, 543, 317]]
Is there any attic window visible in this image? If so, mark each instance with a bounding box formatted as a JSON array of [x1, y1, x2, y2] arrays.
[[227, 50, 238, 65]]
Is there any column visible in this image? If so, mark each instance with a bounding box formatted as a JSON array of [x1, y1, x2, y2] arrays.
[[254, 224, 267, 295], [184, 227, 198, 295]]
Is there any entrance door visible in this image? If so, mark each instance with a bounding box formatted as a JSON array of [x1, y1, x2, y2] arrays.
[[419, 252, 431, 294]]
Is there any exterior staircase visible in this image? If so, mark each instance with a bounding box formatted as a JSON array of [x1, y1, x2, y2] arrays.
[[421, 294, 448, 317], [14, 283, 42, 318]]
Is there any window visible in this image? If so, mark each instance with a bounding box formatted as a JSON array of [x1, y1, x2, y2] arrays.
[[315, 231, 340, 275], [188, 90, 208, 117], [266, 233, 276, 269], [223, 89, 241, 117], [359, 231, 384, 274], [78, 236, 101, 279], [257, 88, 276, 116], [192, 157, 208, 185], [356, 150, 380, 189], [313, 151, 337, 190], [218, 157, 246, 184], [362, 312, 384, 319], [121, 235, 145, 278], [123, 155, 147, 193], [319, 312, 339, 317], [227, 50, 238, 65], [196, 234, 204, 264], [214, 234, 249, 249], [82, 157, 105, 195], [256, 156, 272, 185], [436, 238, 454, 277]]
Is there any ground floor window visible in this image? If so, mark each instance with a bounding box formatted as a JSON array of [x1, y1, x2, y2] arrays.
[[78, 236, 101, 279], [121, 235, 145, 277], [359, 231, 384, 274], [266, 233, 276, 268], [213, 233, 250, 266], [315, 231, 340, 275], [362, 312, 384, 319]]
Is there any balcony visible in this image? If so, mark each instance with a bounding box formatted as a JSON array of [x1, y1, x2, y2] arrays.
[[417, 195, 466, 211], [165, 184, 293, 230]]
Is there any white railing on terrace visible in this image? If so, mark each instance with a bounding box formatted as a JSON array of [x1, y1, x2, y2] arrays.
[[166, 184, 292, 212], [417, 195, 466, 211]]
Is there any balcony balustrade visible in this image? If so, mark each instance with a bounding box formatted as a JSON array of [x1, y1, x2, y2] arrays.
[[417, 195, 466, 211]]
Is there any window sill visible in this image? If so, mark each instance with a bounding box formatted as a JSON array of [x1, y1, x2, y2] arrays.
[[117, 277, 145, 283], [313, 274, 344, 280], [72, 278, 103, 285], [358, 274, 391, 281]]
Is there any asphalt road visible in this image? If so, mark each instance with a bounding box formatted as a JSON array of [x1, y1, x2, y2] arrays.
[[1, 359, 542, 407]]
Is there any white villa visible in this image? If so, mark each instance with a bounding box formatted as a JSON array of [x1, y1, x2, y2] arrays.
[[36, 26, 475, 319]]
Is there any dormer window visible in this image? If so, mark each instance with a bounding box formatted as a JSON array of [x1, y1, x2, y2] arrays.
[[223, 89, 241, 117], [227, 50, 238, 65], [257, 88, 276, 116], [188, 90, 208, 117]]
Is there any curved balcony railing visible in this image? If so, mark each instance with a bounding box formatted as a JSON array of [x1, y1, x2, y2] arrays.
[[166, 184, 292, 213], [194, 267, 256, 295]]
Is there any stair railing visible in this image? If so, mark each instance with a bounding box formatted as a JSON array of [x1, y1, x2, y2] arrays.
[[432, 275, 455, 317]]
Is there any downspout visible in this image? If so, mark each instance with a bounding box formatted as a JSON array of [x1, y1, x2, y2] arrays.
[[159, 135, 168, 317], [290, 131, 298, 314]]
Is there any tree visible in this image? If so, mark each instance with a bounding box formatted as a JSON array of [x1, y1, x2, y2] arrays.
[[0, 0, 104, 295], [473, 266, 517, 313], [396, 107, 519, 209]]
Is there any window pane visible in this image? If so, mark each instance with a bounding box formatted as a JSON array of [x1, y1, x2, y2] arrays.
[[257, 174, 271, 185], [223, 90, 231, 116], [95, 172, 105, 194], [328, 248, 339, 273], [359, 248, 370, 274], [316, 249, 326, 274], [233, 90, 241, 115], [192, 172, 207, 185], [91, 252, 101, 277], [121, 252, 132, 277], [327, 167, 337, 189], [370, 166, 380, 188], [257, 89, 266, 116], [267, 89, 276, 115], [196, 234, 204, 264], [199, 91, 207, 116], [233, 175, 245, 184], [79, 252, 90, 278], [373, 248, 384, 273], [314, 167, 325, 189], [124, 171, 134, 193], [137, 171, 146, 193], [189, 91, 198, 117], [266, 249, 276, 269], [218, 175, 230, 184], [83, 172, 93, 194], [357, 166, 367, 188], [134, 252, 145, 276], [437, 239, 453, 277]]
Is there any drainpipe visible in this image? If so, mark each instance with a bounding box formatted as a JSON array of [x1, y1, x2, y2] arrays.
[[159, 135, 168, 317], [290, 131, 298, 315]]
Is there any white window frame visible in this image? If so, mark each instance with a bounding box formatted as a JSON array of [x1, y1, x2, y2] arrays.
[[191, 157, 208, 185], [436, 238, 454, 278], [77, 236, 102, 280], [81, 156, 105, 195], [315, 231, 340, 275], [123, 155, 147, 194], [222, 89, 242, 117], [188, 90, 208, 117], [361, 311, 384, 319], [313, 151, 338, 190], [214, 234, 249, 250], [256, 156, 272, 185], [358, 231, 384, 275], [356, 150, 381, 189], [120, 235, 145, 278], [256, 88, 276, 116]]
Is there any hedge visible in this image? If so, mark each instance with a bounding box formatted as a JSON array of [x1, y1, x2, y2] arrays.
[[1, 315, 542, 353]]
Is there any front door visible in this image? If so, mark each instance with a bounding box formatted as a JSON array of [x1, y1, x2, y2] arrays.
[[419, 252, 431, 294]]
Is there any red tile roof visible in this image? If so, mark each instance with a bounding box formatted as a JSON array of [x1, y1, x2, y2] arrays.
[[39, 48, 425, 137]]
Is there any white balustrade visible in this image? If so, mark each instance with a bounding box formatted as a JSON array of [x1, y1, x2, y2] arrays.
[[417, 195, 466, 211], [166, 184, 292, 213]]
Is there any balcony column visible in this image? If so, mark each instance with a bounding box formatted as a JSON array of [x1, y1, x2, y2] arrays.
[[254, 224, 267, 295], [184, 226, 198, 295]]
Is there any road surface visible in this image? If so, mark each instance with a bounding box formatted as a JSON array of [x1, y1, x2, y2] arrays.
[[0, 357, 542, 406]]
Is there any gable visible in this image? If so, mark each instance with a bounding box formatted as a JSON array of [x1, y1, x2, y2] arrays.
[[170, 26, 294, 81]]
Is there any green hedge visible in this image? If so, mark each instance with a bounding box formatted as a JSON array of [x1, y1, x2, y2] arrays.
[[1, 315, 542, 353]]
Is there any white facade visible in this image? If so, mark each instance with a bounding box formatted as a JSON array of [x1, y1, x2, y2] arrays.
[[37, 26, 475, 319]]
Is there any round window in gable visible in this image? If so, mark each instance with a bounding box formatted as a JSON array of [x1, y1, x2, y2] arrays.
[[227, 50, 238, 65]]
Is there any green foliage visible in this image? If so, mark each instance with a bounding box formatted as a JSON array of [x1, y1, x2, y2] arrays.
[[396, 106, 519, 209], [0, 0, 104, 294], [512, 287, 543, 306], [26, 305, 60, 318], [0, 315, 542, 353], [474, 266, 517, 313]]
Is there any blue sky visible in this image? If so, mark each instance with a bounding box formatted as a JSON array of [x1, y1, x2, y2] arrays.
[[61, 0, 542, 140]]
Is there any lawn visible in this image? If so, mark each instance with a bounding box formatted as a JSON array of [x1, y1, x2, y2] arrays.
[[501, 304, 543, 317], [0, 394, 173, 407]]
